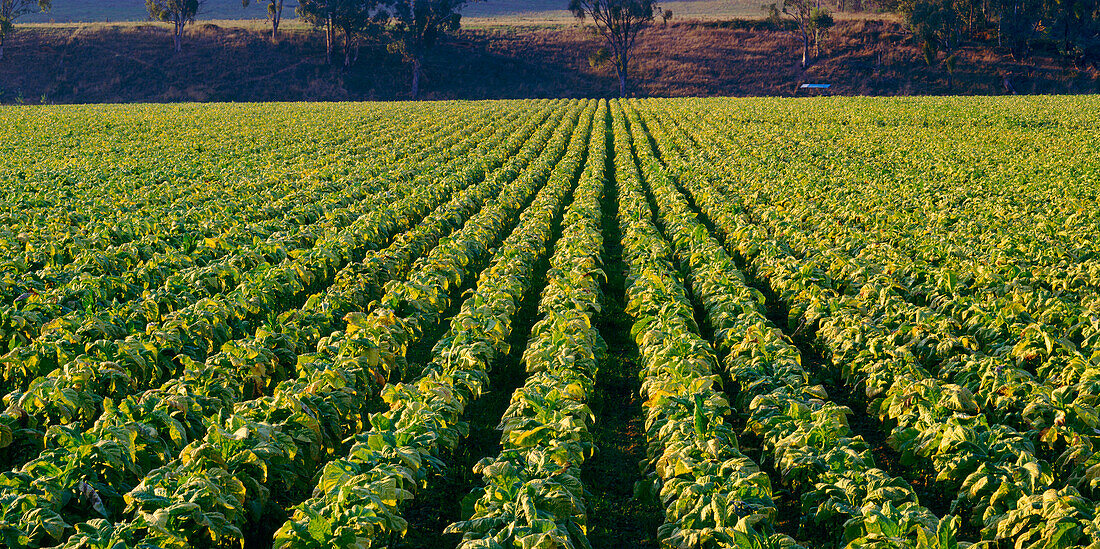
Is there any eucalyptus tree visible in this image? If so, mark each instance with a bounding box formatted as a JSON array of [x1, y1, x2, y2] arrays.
[[764, 0, 834, 68], [243, 0, 285, 41], [0, 0, 50, 61], [146, 0, 204, 53], [569, 0, 657, 97], [386, 0, 475, 98], [298, 0, 338, 63], [300, 0, 390, 66]]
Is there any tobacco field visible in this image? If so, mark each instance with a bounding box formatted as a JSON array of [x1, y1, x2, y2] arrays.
[[1, 96, 1100, 549]]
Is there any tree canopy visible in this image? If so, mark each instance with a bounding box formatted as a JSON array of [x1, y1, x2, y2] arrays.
[[0, 0, 50, 61], [569, 0, 657, 97], [146, 0, 204, 52], [386, 0, 472, 98]]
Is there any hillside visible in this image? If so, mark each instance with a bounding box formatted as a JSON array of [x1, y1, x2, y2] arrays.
[[0, 19, 1095, 104]]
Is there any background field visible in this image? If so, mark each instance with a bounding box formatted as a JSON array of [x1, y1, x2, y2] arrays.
[[464, 0, 769, 24], [20, 0, 278, 22], [19, 0, 765, 23]]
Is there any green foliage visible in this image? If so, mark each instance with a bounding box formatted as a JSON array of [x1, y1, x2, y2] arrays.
[[569, 0, 658, 96], [448, 101, 606, 549], [145, 0, 204, 51], [144, 0, 201, 24], [629, 94, 1100, 548], [587, 45, 611, 68], [0, 0, 50, 49], [908, 0, 959, 57], [297, 0, 389, 65], [385, 0, 467, 56], [889, 0, 1100, 61], [4, 95, 1100, 549], [810, 6, 834, 29], [763, 0, 833, 65], [0, 99, 581, 549], [242, 0, 285, 38], [762, 2, 783, 25], [385, 0, 474, 96]]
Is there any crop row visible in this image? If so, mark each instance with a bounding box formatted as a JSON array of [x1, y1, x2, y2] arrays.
[[607, 101, 803, 548], [0, 103, 433, 289], [642, 99, 1100, 547], [0, 101, 577, 548], [447, 100, 607, 548], [3, 97, 1098, 549], [51, 101, 587, 549], [663, 101, 1100, 442], [0, 103, 496, 356], [0, 104, 551, 474], [628, 101, 968, 548], [270, 99, 597, 548]]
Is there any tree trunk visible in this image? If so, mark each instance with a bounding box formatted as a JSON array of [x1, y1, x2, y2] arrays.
[[800, 22, 809, 68], [343, 29, 352, 67], [1063, 20, 1070, 55], [271, 1, 282, 41], [616, 48, 631, 97], [325, 16, 333, 64], [0, 34, 5, 62], [411, 57, 422, 99], [174, 20, 183, 53], [616, 58, 628, 97]]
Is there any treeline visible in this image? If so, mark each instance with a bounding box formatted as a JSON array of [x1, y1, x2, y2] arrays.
[[148, 0, 472, 98], [293, 0, 469, 97], [763, 0, 1098, 75], [881, 0, 1100, 67]]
